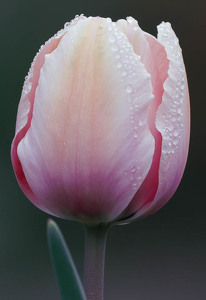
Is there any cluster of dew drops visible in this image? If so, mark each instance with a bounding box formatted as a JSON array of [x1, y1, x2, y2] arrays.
[[106, 16, 154, 189], [106, 17, 151, 142], [22, 14, 86, 96], [157, 22, 186, 173]]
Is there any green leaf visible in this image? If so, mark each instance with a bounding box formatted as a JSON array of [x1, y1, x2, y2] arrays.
[[47, 219, 87, 300]]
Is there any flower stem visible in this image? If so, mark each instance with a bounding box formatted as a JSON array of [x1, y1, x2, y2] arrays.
[[83, 224, 109, 300]]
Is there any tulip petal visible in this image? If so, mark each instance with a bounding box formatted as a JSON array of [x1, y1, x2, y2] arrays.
[[11, 27, 67, 213], [116, 18, 169, 221], [17, 17, 155, 223], [133, 22, 190, 219]]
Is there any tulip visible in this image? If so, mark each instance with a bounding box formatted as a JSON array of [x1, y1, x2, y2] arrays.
[[11, 15, 190, 300], [11, 15, 190, 224]]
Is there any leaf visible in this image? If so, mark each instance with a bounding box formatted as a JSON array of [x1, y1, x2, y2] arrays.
[[47, 219, 87, 300]]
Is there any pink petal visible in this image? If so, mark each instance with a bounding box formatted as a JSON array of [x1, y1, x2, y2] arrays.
[[133, 22, 190, 219], [17, 17, 155, 223], [116, 18, 169, 221], [11, 26, 66, 214]]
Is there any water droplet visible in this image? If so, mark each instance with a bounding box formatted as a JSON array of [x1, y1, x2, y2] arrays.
[[126, 85, 133, 93], [64, 22, 70, 28], [173, 138, 179, 146], [162, 146, 170, 154], [134, 133, 138, 138], [117, 61, 122, 68], [131, 167, 136, 173], [111, 44, 118, 51], [139, 120, 144, 126], [168, 124, 174, 131], [23, 81, 32, 94], [122, 70, 127, 77], [109, 35, 116, 43], [173, 128, 180, 137], [177, 106, 182, 114]]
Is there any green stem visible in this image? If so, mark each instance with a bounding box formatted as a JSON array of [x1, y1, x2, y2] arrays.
[[83, 224, 109, 300]]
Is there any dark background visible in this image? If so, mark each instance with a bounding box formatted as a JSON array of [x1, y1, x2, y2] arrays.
[[1, 0, 205, 299]]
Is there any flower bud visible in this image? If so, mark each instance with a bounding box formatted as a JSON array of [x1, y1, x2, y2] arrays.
[[11, 15, 190, 224]]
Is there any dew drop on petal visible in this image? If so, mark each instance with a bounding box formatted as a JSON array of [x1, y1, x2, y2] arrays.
[[139, 120, 143, 126], [168, 124, 174, 131], [117, 61, 123, 68], [111, 44, 119, 51], [126, 85, 133, 93], [109, 34, 116, 43], [122, 70, 127, 77], [131, 167, 136, 173], [64, 22, 70, 28], [23, 81, 32, 95], [173, 138, 179, 146], [177, 106, 182, 114], [173, 128, 180, 137]]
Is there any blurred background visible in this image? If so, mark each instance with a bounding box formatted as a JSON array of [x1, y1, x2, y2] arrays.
[[0, 0, 205, 299]]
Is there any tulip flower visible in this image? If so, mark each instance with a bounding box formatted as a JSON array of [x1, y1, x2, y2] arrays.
[[11, 15, 190, 300]]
